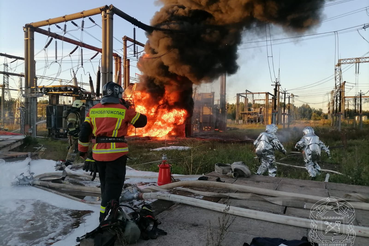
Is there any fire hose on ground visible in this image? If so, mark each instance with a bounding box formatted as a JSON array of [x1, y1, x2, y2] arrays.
[[13, 171, 369, 211], [142, 181, 369, 210], [12, 171, 369, 238], [141, 192, 369, 239]]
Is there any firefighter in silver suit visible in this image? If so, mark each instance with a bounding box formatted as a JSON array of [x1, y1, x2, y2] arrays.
[[295, 126, 331, 178], [254, 124, 287, 177]]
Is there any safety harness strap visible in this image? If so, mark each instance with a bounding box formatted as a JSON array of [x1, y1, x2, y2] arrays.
[[96, 137, 126, 143]]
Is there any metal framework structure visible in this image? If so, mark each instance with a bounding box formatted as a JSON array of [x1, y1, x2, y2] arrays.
[[0, 53, 24, 128], [123, 36, 144, 89], [333, 56, 369, 130], [23, 5, 154, 137], [235, 91, 273, 125]]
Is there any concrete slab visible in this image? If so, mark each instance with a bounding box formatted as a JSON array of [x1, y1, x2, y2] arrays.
[[246, 173, 283, 184], [355, 209, 369, 227], [227, 198, 285, 215], [284, 207, 311, 219], [207, 172, 280, 190], [278, 177, 326, 189], [328, 189, 362, 200], [133, 203, 309, 246], [276, 182, 329, 197], [132, 204, 221, 246], [285, 206, 364, 228], [128, 175, 369, 246], [225, 216, 309, 242], [354, 236, 369, 246], [326, 182, 369, 195], [233, 178, 280, 190]]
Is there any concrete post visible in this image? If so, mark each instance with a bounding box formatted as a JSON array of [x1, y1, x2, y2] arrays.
[[101, 9, 114, 87], [235, 94, 239, 122], [24, 26, 36, 137]]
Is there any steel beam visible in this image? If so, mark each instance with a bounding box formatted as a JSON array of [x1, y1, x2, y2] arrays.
[[27, 6, 107, 28]]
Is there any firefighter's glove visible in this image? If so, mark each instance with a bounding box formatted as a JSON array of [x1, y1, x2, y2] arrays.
[[120, 186, 140, 202], [68, 129, 78, 137], [73, 131, 79, 137], [83, 158, 97, 181], [83, 158, 97, 172]]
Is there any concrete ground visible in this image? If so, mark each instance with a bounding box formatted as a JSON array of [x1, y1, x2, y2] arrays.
[[131, 172, 369, 246]]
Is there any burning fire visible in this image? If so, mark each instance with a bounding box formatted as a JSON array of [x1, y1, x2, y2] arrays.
[[128, 90, 188, 138]]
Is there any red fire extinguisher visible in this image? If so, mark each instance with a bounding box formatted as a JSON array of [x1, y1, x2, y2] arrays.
[[157, 154, 172, 186]]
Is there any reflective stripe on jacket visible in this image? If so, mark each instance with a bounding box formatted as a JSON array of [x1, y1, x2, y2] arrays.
[[78, 103, 141, 161]]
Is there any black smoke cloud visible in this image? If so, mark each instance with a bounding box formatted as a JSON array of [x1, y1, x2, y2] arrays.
[[137, 0, 326, 114]]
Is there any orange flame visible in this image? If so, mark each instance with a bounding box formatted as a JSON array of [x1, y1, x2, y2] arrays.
[[128, 90, 188, 138]]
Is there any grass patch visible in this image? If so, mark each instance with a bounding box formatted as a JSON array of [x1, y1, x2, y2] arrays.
[[15, 137, 84, 162], [17, 123, 369, 186]]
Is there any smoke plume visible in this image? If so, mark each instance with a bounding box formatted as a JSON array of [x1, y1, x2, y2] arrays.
[[136, 0, 325, 116]]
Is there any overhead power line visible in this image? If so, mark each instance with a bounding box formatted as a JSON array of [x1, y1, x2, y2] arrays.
[[323, 6, 368, 22], [240, 24, 366, 48]]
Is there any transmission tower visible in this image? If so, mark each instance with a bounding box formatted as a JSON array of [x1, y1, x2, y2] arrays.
[[15, 76, 24, 123], [334, 56, 369, 130]]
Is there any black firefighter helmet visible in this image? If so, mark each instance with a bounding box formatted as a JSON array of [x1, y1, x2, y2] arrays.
[[101, 81, 124, 105]]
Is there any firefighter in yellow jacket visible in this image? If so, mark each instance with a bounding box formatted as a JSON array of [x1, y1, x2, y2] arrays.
[[78, 81, 147, 223], [65, 99, 84, 165]]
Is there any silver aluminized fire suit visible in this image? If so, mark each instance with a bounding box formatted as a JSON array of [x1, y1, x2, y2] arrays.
[[295, 126, 331, 178], [253, 124, 287, 177]]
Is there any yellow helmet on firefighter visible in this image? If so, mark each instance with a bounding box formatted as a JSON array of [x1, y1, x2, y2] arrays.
[[72, 99, 84, 108]]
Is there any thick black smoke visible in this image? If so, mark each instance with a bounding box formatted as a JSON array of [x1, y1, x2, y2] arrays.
[[137, 0, 325, 114]]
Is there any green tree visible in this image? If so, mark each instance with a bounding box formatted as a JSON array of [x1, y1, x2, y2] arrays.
[[297, 104, 312, 120], [311, 108, 323, 120], [227, 102, 245, 120], [227, 103, 236, 120]]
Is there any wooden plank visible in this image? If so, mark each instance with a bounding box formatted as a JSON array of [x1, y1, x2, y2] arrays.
[[0, 135, 26, 159]]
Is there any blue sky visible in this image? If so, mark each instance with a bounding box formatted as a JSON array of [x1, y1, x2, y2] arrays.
[[0, 0, 368, 111]]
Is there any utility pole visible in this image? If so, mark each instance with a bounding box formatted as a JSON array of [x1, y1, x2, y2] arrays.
[[277, 83, 281, 124], [346, 98, 349, 125], [287, 94, 291, 129], [271, 81, 280, 124], [359, 90, 363, 130], [282, 89, 287, 129], [329, 90, 334, 126], [338, 81, 342, 131], [354, 96, 357, 128]]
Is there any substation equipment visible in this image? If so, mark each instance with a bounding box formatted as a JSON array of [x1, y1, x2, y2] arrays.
[[22, 5, 154, 137], [192, 74, 227, 133], [331, 56, 369, 130]]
